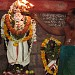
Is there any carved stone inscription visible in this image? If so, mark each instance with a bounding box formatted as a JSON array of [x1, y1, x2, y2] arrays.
[[39, 13, 66, 27]]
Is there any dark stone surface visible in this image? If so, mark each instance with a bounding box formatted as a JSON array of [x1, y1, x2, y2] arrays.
[[0, 41, 8, 74]]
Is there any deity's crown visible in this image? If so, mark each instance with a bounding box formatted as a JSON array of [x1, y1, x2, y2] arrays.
[[8, 0, 34, 14]]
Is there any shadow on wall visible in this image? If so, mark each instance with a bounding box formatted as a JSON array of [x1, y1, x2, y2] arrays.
[[0, 39, 8, 74]]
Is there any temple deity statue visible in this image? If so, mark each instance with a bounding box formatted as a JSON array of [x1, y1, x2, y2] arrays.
[[1, 0, 36, 73]]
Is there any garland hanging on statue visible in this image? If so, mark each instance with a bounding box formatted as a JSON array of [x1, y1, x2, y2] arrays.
[[4, 24, 33, 46], [5, 14, 31, 35]]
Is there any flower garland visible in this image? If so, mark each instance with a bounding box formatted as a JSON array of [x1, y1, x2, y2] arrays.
[[5, 14, 31, 35], [41, 37, 61, 75], [4, 24, 33, 46], [31, 19, 37, 42]]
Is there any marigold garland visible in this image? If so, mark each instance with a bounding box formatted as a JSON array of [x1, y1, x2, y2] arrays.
[[41, 37, 61, 75], [5, 14, 31, 35], [4, 24, 33, 46]]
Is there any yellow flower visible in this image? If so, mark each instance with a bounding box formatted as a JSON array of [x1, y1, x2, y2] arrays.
[[44, 38, 49, 43], [43, 60, 46, 63], [53, 73, 56, 75], [8, 36, 12, 40], [26, 70, 29, 74], [45, 66, 49, 70], [13, 42, 18, 46], [41, 43, 46, 47], [43, 62, 47, 67], [57, 42, 61, 46]]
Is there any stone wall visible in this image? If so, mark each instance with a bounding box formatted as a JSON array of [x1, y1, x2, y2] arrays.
[[29, 22, 65, 75]]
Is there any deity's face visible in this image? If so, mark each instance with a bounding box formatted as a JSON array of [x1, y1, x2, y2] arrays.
[[14, 12, 23, 21], [14, 12, 25, 30]]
